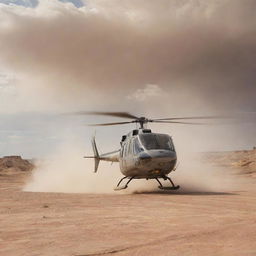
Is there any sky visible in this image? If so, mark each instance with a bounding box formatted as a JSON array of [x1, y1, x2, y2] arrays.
[[0, 0, 84, 7], [0, 0, 256, 158]]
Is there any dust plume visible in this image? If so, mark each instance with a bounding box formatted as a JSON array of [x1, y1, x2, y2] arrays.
[[24, 142, 121, 194], [173, 153, 237, 193], [24, 142, 238, 194], [130, 152, 238, 194]]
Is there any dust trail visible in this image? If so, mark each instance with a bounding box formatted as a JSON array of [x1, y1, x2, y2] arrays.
[[172, 153, 238, 193], [24, 143, 121, 194], [23, 142, 155, 194], [24, 143, 238, 194], [131, 152, 239, 194]]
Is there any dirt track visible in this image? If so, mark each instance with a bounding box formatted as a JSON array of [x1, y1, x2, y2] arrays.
[[0, 166, 256, 256]]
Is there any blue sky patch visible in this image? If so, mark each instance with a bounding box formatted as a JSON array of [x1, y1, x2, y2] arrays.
[[0, 0, 84, 8]]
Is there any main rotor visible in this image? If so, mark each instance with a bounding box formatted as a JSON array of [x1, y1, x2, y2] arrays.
[[134, 116, 150, 129], [70, 111, 234, 128]]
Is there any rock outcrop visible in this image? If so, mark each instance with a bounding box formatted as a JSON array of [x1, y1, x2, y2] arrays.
[[0, 156, 34, 173], [203, 149, 256, 176]]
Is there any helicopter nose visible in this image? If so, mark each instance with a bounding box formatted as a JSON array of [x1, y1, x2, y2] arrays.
[[138, 152, 152, 164], [148, 150, 176, 162], [139, 152, 152, 160]]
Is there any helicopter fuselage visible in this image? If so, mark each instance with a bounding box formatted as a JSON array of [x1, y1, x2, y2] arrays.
[[119, 129, 177, 179]]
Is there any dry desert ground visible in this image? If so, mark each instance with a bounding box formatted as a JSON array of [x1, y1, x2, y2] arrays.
[[0, 152, 256, 256]]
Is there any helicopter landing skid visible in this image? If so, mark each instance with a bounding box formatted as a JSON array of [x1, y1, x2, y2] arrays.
[[155, 176, 180, 190], [114, 175, 180, 191], [114, 176, 135, 191], [158, 185, 180, 190], [114, 185, 128, 191]]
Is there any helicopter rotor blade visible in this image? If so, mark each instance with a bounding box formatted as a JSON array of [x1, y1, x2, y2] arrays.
[[152, 120, 207, 125], [152, 115, 232, 121], [71, 111, 139, 119], [87, 121, 134, 126]]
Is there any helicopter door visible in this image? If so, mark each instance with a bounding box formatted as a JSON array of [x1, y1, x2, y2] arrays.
[[120, 142, 127, 169], [125, 139, 134, 169], [122, 140, 131, 169], [120, 145, 125, 170]]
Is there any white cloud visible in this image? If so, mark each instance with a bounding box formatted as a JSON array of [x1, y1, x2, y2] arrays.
[[0, 71, 16, 94], [0, 0, 38, 7], [7, 134, 23, 140], [127, 84, 163, 102], [0, 71, 14, 85]]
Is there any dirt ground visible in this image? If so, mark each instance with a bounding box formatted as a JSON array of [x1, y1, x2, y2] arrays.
[[0, 155, 256, 256]]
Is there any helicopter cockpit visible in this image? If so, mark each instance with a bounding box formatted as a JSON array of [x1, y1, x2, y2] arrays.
[[139, 134, 175, 151]]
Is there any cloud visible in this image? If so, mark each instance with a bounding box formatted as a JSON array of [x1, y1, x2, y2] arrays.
[[0, 0, 255, 114], [0, 0, 38, 7], [59, 0, 84, 8], [0, 70, 17, 108], [0, 0, 256, 157], [0, 71, 14, 86], [0, 0, 84, 8], [127, 84, 163, 102]]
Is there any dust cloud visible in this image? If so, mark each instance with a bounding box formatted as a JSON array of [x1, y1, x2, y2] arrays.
[[1, 0, 256, 158], [131, 153, 237, 194], [24, 145, 237, 194], [24, 143, 121, 194], [173, 154, 237, 193]]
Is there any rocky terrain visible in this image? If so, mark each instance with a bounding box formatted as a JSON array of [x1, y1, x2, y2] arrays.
[[203, 149, 256, 178], [0, 156, 34, 174]]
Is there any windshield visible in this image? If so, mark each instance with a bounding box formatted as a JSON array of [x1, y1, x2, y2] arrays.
[[139, 134, 174, 151], [134, 137, 144, 154]]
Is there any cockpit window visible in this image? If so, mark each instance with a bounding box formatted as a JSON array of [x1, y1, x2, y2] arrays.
[[139, 134, 174, 151], [128, 139, 134, 155]]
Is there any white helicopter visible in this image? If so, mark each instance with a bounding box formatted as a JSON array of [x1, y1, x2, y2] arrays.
[[76, 111, 227, 191]]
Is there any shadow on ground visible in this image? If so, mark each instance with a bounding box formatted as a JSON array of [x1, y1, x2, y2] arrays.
[[132, 190, 237, 196]]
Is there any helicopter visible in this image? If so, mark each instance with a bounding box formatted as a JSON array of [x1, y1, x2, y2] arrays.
[[75, 111, 229, 191]]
